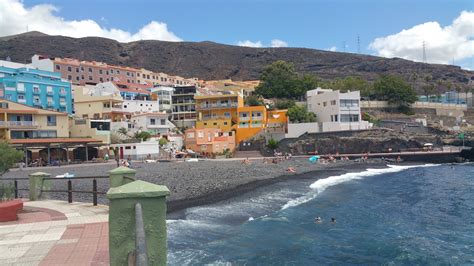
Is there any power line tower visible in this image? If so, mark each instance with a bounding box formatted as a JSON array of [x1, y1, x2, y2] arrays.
[[357, 35, 361, 54], [422, 41, 427, 63], [343, 41, 346, 53]]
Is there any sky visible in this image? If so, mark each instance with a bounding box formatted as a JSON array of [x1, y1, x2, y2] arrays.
[[0, 0, 473, 70]]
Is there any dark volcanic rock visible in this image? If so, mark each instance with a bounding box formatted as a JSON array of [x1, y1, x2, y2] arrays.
[[1, 32, 472, 92]]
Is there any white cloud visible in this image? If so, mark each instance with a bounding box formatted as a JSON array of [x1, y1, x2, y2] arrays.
[[237, 40, 263, 47], [237, 39, 288, 48], [369, 11, 474, 65], [271, 39, 288, 48], [328, 46, 337, 52], [0, 0, 182, 42]]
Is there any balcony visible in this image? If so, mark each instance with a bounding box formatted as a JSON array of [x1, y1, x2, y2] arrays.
[[60, 102, 66, 106], [197, 103, 238, 110], [0, 121, 38, 128], [33, 90, 41, 95], [47, 90, 54, 95], [33, 102, 42, 107], [17, 87, 25, 92], [60, 90, 67, 97], [5, 87, 16, 91], [48, 101, 54, 107], [239, 117, 250, 121], [17, 99, 26, 104]]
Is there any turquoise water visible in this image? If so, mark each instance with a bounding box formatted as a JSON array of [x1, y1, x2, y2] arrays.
[[168, 164, 474, 265]]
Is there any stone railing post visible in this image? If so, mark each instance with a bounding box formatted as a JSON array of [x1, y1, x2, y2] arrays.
[[107, 180, 170, 266], [108, 166, 136, 188], [28, 172, 51, 201]]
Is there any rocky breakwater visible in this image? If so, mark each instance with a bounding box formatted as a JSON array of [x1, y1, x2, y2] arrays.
[[273, 129, 443, 155]]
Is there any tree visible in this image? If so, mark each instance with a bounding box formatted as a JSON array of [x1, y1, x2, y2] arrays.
[[158, 138, 168, 146], [373, 74, 418, 110], [255, 60, 318, 99], [134, 131, 151, 141], [274, 99, 296, 109], [244, 95, 264, 106], [319, 76, 373, 98], [422, 84, 435, 102], [287, 105, 316, 123], [0, 143, 22, 176]]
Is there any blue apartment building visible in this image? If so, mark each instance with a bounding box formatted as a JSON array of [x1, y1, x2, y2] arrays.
[[0, 66, 73, 114]]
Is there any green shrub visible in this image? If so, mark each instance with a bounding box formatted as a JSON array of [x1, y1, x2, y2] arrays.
[[267, 138, 279, 150]]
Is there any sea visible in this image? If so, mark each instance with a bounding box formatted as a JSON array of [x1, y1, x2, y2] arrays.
[[167, 163, 474, 265]]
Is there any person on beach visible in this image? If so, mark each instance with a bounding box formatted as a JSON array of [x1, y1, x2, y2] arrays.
[[287, 167, 296, 173], [396, 156, 401, 163], [315, 217, 322, 223]]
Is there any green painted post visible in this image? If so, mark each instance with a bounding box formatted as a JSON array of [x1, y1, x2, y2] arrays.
[[28, 172, 51, 201], [107, 180, 170, 266], [108, 166, 137, 188]]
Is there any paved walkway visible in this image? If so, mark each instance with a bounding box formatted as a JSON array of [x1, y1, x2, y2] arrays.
[[0, 200, 109, 265]]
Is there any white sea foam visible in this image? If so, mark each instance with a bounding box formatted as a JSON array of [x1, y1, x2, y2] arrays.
[[281, 164, 438, 210]]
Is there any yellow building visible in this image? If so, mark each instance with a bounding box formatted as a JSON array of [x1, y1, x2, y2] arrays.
[[73, 84, 126, 122], [0, 99, 102, 165], [0, 100, 69, 140], [195, 91, 243, 132]]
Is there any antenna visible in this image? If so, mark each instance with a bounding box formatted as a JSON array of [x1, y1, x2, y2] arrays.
[[422, 41, 427, 63], [357, 35, 361, 54], [343, 41, 346, 53]]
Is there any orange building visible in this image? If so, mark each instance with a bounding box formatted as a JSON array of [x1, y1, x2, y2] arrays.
[[184, 128, 236, 154], [194, 89, 288, 145]]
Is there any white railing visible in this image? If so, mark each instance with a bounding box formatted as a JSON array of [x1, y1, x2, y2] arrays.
[[239, 117, 250, 121], [0, 121, 38, 127]]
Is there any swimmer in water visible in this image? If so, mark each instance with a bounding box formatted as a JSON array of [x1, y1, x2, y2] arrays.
[[331, 217, 336, 224], [315, 217, 322, 223]]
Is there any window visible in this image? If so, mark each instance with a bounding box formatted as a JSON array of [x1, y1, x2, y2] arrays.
[[137, 73, 140, 77], [47, 115, 56, 126], [147, 75, 150, 79], [331, 100, 336, 105], [340, 114, 359, 122], [75, 68, 79, 73], [197, 131, 204, 138], [88, 67, 92, 72], [213, 122, 217, 126], [89, 76, 93, 81], [126, 72, 130, 76], [55, 65, 60, 70], [323, 102, 327, 107], [99, 69, 103, 74], [110, 69, 114, 74], [18, 95, 25, 100], [33, 86, 40, 93], [116, 70, 120, 74], [160, 119, 166, 125], [81, 75, 85, 80], [224, 122, 228, 125], [100, 77, 103, 82], [150, 118, 156, 125], [67, 75, 72, 80], [340, 99, 359, 107], [76, 76, 79, 81]]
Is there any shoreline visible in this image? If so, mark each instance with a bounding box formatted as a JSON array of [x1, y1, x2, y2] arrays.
[[166, 161, 389, 213]]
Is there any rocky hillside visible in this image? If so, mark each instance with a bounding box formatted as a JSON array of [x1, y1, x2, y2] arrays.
[[1, 32, 473, 91]]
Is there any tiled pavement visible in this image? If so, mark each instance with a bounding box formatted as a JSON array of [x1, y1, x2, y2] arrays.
[[0, 200, 109, 265]]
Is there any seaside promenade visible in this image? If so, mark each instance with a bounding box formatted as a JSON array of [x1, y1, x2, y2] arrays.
[[0, 200, 109, 265]]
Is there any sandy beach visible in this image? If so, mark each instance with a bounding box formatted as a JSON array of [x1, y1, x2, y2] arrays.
[[1, 158, 389, 212]]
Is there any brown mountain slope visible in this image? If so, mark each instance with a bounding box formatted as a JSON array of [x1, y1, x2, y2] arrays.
[[1, 32, 472, 91]]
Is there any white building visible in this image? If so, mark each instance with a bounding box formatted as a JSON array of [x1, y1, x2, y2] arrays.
[[131, 113, 175, 135], [306, 88, 370, 132], [122, 100, 159, 114], [109, 141, 160, 160], [150, 86, 173, 112]]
